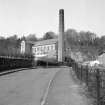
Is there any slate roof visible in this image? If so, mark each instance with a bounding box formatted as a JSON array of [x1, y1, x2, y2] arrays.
[[27, 38, 58, 46]]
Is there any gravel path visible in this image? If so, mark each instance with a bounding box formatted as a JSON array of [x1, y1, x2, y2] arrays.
[[44, 67, 92, 105]]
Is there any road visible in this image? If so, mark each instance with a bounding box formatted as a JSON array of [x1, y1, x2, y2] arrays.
[[0, 67, 60, 105], [0, 67, 91, 105]]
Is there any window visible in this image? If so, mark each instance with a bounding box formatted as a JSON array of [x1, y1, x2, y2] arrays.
[[34, 48, 36, 52], [37, 47, 39, 51], [53, 44, 55, 50], [49, 45, 51, 50], [51, 45, 53, 50], [41, 46, 42, 51], [41, 46, 44, 51], [51, 44, 55, 50], [44, 46, 46, 52], [39, 46, 41, 51], [47, 46, 49, 50]]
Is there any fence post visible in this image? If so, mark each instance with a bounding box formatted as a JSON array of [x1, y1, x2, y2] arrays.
[[85, 65, 88, 86], [96, 68, 100, 105], [75, 63, 78, 78], [80, 65, 83, 81], [73, 62, 76, 72]]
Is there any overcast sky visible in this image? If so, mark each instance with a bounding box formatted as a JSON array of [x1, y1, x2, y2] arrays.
[[0, 0, 105, 38]]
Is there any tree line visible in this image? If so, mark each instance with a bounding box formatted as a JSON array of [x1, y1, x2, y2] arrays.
[[0, 29, 105, 59], [65, 29, 105, 60]]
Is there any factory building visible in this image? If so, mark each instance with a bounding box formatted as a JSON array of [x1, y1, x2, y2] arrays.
[[20, 9, 66, 63]]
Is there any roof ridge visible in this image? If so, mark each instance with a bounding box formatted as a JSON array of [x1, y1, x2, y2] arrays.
[[27, 38, 58, 46]]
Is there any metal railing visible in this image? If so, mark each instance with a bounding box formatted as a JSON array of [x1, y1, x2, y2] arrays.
[[70, 62, 105, 105]]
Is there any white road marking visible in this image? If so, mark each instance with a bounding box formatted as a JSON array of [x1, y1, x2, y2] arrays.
[[40, 70, 60, 105]]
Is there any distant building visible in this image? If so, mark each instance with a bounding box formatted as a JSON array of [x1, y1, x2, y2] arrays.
[[98, 52, 105, 65], [20, 38, 58, 62], [20, 9, 66, 63], [32, 39, 57, 58], [20, 40, 32, 55], [20, 40, 25, 54]]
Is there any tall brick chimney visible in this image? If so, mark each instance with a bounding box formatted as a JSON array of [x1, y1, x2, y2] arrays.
[[58, 9, 65, 62]]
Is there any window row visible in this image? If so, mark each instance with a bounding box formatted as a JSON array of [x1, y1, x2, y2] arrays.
[[35, 51, 47, 55], [35, 51, 56, 56], [32, 44, 55, 53]]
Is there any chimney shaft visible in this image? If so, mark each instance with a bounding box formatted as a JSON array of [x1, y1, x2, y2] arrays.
[[58, 9, 65, 62]]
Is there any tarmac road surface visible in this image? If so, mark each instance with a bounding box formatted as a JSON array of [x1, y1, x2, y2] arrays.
[[0, 67, 60, 105], [0, 67, 92, 105]]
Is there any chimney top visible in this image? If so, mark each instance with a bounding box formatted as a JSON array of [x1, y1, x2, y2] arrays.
[[59, 9, 64, 14]]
